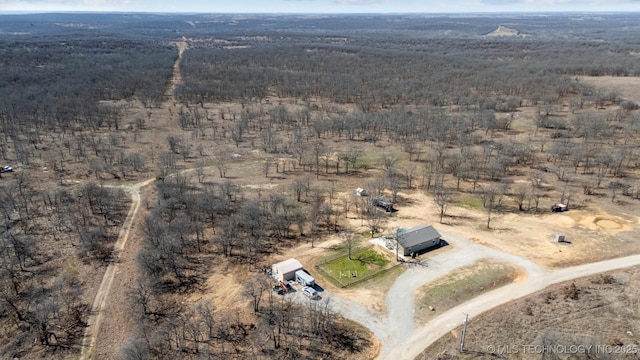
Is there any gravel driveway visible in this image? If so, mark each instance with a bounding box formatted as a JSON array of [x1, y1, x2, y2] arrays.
[[291, 229, 640, 360]]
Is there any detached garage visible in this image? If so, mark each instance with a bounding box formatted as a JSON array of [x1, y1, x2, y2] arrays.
[[397, 225, 442, 256], [271, 258, 303, 282]]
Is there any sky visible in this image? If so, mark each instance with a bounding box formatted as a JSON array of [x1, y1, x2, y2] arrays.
[[2, 0, 640, 13]]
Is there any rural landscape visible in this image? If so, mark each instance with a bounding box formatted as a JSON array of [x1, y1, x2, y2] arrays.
[[2, 11, 640, 360]]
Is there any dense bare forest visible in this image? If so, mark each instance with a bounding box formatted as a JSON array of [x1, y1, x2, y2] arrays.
[[2, 12, 640, 359]]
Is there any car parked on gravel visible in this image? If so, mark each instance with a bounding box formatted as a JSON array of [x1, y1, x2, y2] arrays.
[[302, 286, 318, 299]]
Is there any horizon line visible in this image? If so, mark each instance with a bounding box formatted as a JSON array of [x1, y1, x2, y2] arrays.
[[1, 10, 639, 15]]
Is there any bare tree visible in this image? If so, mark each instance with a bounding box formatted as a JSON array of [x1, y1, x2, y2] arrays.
[[480, 183, 507, 229], [513, 184, 530, 212], [433, 185, 451, 224], [366, 205, 384, 238], [340, 227, 357, 260], [195, 163, 205, 183], [291, 178, 310, 202], [341, 147, 363, 174], [380, 153, 398, 171], [243, 276, 268, 313], [216, 162, 229, 180], [263, 157, 273, 178], [404, 163, 416, 189]]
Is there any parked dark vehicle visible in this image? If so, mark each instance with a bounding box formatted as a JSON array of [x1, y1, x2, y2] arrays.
[[551, 204, 568, 212], [373, 198, 394, 212]]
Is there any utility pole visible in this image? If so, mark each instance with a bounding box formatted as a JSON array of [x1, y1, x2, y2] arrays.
[[460, 313, 469, 353], [395, 229, 400, 262]]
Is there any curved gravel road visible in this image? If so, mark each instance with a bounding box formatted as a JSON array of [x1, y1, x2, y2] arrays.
[[303, 230, 639, 360], [388, 253, 640, 360]]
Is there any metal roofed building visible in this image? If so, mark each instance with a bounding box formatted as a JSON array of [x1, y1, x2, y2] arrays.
[[271, 258, 304, 282], [397, 225, 442, 256]]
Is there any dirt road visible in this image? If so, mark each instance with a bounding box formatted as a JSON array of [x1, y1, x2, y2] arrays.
[[167, 38, 187, 100], [80, 38, 186, 359], [380, 230, 545, 357], [80, 179, 154, 359]]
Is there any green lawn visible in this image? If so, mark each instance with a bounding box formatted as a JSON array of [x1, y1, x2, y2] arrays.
[[454, 193, 483, 210], [317, 248, 395, 288]]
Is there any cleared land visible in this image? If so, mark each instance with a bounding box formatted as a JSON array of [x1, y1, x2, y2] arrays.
[[418, 266, 640, 360], [415, 259, 520, 324], [4, 13, 640, 360]]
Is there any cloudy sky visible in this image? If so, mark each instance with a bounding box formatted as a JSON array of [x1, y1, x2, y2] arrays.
[[2, 0, 640, 13]]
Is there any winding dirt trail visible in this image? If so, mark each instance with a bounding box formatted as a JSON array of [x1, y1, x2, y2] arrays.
[[80, 179, 154, 360], [167, 38, 187, 101], [80, 38, 186, 360]]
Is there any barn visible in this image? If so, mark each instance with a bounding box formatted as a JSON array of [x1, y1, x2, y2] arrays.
[[397, 225, 442, 256], [271, 258, 304, 282]]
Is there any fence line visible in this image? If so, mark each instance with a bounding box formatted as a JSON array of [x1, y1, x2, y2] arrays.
[[315, 256, 403, 289]]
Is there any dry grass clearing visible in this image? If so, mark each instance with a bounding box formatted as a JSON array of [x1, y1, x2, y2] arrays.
[[414, 259, 520, 324], [580, 76, 640, 104], [417, 266, 640, 360]]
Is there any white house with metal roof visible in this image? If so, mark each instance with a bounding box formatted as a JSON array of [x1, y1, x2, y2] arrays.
[[271, 258, 304, 282]]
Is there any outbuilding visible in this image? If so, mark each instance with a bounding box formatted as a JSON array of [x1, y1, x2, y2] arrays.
[[397, 225, 442, 256], [271, 258, 304, 282], [356, 188, 368, 196]]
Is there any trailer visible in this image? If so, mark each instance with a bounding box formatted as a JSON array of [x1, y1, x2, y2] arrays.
[[295, 270, 315, 287]]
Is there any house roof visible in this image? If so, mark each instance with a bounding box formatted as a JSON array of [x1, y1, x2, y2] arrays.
[[397, 225, 441, 248], [273, 258, 303, 274]]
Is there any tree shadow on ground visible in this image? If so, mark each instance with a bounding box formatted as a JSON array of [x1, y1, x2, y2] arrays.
[[354, 251, 384, 266]]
